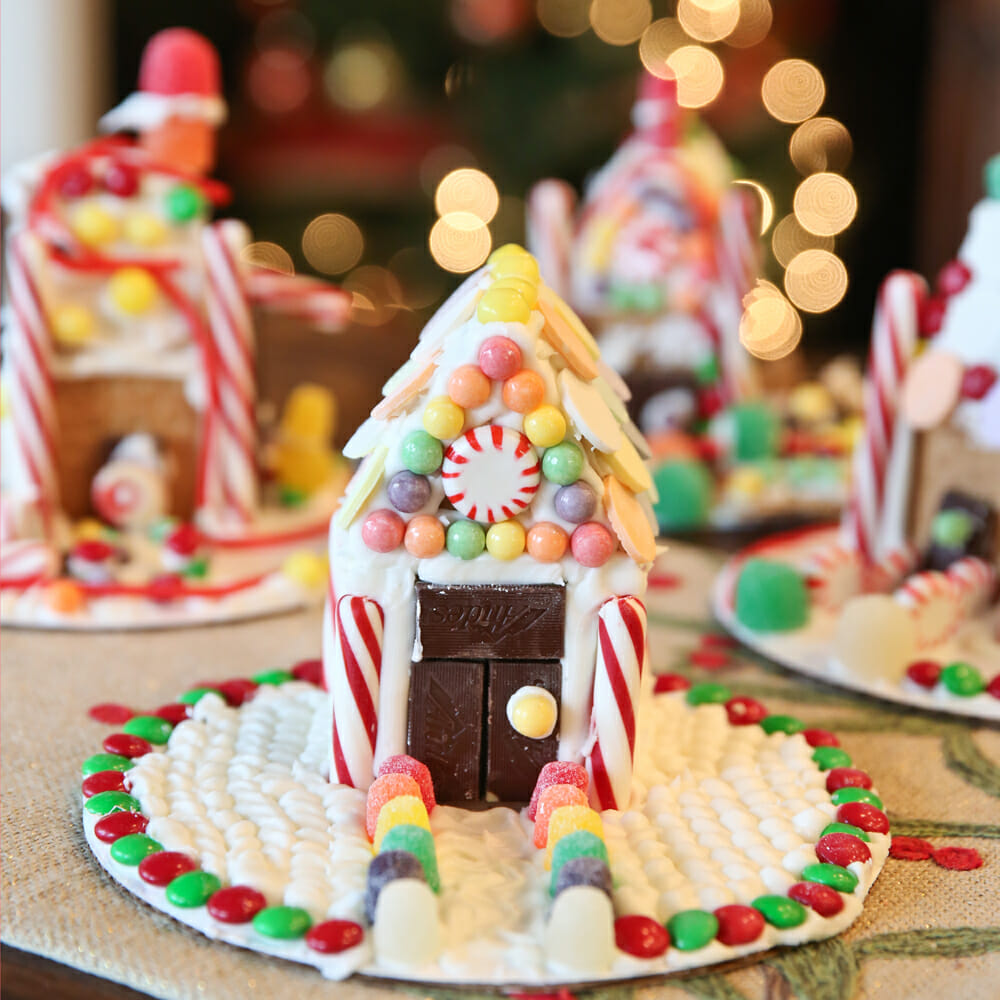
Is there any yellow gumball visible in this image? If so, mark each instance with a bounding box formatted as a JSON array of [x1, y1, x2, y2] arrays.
[[488, 243, 527, 264], [523, 404, 567, 448], [281, 550, 327, 589], [422, 396, 465, 440], [52, 304, 95, 346], [124, 212, 168, 248], [477, 285, 532, 325], [489, 244, 540, 283], [74, 518, 106, 541], [109, 267, 158, 315], [789, 382, 836, 425], [491, 275, 539, 308], [726, 466, 765, 500], [486, 519, 526, 561], [71, 203, 119, 247], [509, 691, 557, 739]]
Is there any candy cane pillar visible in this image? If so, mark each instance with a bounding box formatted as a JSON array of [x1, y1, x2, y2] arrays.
[[330, 594, 384, 789], [4, 231, 59, 535], [586, 596, 647, 811], [526, 180, 576, 299], [200, 220, 258, 526]]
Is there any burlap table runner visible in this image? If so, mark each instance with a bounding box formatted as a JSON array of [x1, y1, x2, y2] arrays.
[[3, 544, 998, 999]]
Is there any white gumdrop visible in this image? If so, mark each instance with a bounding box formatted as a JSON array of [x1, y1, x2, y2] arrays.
[[373, 878, 441, 968], [544, 885, 616, 975], [831, 595, 917, 682]]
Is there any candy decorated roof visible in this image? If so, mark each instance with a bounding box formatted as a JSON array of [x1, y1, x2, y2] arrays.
[[334, 245, 660, 578]]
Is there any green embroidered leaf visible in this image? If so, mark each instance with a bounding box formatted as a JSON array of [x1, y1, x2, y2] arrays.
[[942, 730, 1000, 798], [766, 938, 858, 1000], [891, 818, 1000, 839], [856, 927, 1000, 959], [679, 972, 752, 1000]]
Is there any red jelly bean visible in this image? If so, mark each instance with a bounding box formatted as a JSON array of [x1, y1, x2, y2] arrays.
[[713, 904, 765, 946], [826, 767, 872, 793], [82, 770, 127, 798], [987, 675, 1000, 700], [654, 673, 691, 694], [55, 162, 94, 197], [889, 836, 933, 861], [217, 678, 258, 706], [905, 660, 942, 689], [305, 919, 365, 954], [291, 658, 324, 687], [138, 851, 197, 887], [148, 573, 185, 602], [614, 914, 669, 958], [104, 161, 139, 197], [816, 832, 872, 867], [207, 886, 267, 924], [919, 295, 946, 337], [836, 802, 890, 835], [936, 259, 972, 296], [155, 703, 191, 725], [788, 881, 844, 918], [932, 846, 983, 871], [526, 760, 589, 821], [960, 365, 997, 401], [725, 696, 767, 726], [700, 633, 738, 649], [803, 729, 840, 748], [103, 733, 153, 758], [89, 703, 135, 725], [94, 811, 148, 843], [690, 649, 730, 670]]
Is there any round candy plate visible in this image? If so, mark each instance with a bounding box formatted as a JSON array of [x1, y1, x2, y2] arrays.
[[82, 661, 889, 988], [713, 526, 1000, 722]]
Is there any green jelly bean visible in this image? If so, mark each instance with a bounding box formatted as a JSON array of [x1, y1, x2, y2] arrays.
[[84, 791, 142, 815], [252, 905, 312, 940], [253, 669, 293, 686], [166, 871, 222, 908], [379, 825, 440, 893], [752, 894, 807, 929], [123, 715, 173, 745], [831, 787, 883, 810], [550, 831, 609, 896], [802, 862, 858, 894], [82, 752, 133, 776], [666, 909, 718, 951], [812, 746, 852, 770], [686, 682, 732, 706], [760, 714, 805, 735], [940, 662, 985, 697], [165, 184, 204, 223], [110, 834, 162, 866], [178, 687, 219, 705], [821, 822, 870, 842]]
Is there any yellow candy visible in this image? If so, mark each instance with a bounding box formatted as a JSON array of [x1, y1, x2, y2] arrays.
[[491, 275, 539, 309], [281, 550, 327, 589], [789, 382, 835, 424], [109, 267, 158, 315], [74, 518, 106, 541], [523, 405, 567, 448], [0, 382, 9, 419], [726, 466, 765, 500], [539, 286, 601, 359], [422, 396, 465, 440], [545, 805, 604, 869], [477, 286, 532, 325], [281, 384, 336, 440], [373, 794, 430, 851], [71, 203, 119, 246], [51, 304, 95, 346], [124, 212, 168, 248], [488, 243, 528, 264], [486, 519, 526, 561], [333, 445, 387, 529], [492, 252, 540, 284], [597, 438, 652, 494], [509, 692, 557, 739]]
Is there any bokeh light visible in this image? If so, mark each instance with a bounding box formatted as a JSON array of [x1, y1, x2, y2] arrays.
[[761, 59, 825, 123], [771, 213, 835, 268], [324, 40, 402, 112], [676, 0, 740, 43], [784, 248, 848, 313], [590, 0, 653, 46], [790, 117, 853, 175], [725, 0, 772, 48], [420, 145, 478, 197], [536, 0, 591, 37], [429, 212, 493, 273], [733, 179, 774, 234], [639, 18, 688, 77], [666, 45, 725, 108], [739, 281, 803, 360], [490, 194, 527, 248], [434, 168, 500, 224], [301, 214, 364, 275], [389, 247, 446, 310], [452, 0, 533, 44], [343, 265, 404, 326], [793, 172, 857, 236], [241, 242, 294, 274], [247, 47, 312, 114]]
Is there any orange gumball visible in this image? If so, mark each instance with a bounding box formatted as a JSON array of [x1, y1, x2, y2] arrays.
[[46, 579, 86, 613], [526, 521, 569, 563], [404, 515, 446, 558], [502, 369, 546, 414], [447, 365, 492, 409]]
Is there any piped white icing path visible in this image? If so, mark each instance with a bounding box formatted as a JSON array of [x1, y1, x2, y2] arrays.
[[85, 674, 889, 985]]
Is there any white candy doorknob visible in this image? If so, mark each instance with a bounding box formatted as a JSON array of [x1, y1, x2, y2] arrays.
[[506, 685, 557, 739]]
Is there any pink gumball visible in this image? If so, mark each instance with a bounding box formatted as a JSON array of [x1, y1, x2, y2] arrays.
[[362, 509, 405, 553], [570, 522, 616, 567], [478, 336, 522, 381]]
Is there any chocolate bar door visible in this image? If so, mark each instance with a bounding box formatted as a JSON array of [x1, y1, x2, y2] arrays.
[[407, 659, 485, 803], [486, 660, 562, 802]]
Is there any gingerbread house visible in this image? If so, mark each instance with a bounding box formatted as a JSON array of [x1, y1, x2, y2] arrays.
[[325, 245, 659, 807]]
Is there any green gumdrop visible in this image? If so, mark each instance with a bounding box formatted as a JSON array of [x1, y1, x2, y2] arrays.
[[831, 787, 883, 809], [652, 460, 713, 530], [735, 558, 809, 632], [821, 822, 870, 843], [666, 909, 718, 950], [550, 831, 609, 896], [379, 825, 440, 893], [753, 894, 807, 929], [731, 403, 780, 461], [931, 509, 975, 547], [166, 871, 222, 907]]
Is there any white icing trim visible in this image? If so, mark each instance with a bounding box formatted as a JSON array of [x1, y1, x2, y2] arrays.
[[100, 92, 227, 132]]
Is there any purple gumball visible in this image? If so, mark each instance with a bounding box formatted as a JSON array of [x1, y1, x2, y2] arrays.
[[554, 481, 597, 523], [387, 471, 432, 513]]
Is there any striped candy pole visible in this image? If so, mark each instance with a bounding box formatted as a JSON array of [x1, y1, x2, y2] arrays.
[[947, 557, 997, 619], [0, 538, 58, 585], [5, 231, 59, 534], [894, 570, 960, 647], [201, 220, 258, 526], [331, 594, 384, 790], [244, 268, 352, 332], [587, 595, 647, 811], [802, 541, 863, 611], [526, 179, 577, 299], [843, 271, 928, 565]]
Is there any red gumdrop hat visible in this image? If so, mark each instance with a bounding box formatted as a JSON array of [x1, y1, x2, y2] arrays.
[[139, 28, 221, 98]]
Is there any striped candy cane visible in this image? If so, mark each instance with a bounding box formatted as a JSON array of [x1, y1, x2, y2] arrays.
[[0, 538, 58, 584], [526, 179, 576, 299], [587, 595, 647, 811], [245, 268, 352, 332], [331, 594, 384, 789], [802, 542, 864, 611], [894, 570, 960, 647], [5, 231, 59, 534], [201, 220, 258, 525], [947, 557, 997, 619]]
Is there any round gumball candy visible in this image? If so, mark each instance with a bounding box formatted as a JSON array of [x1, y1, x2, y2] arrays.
[[109, 267, 159, 315], [652, 460, 712, 530], [400, 430, 443, 475], [478, 336, 523, 380], [507, 685, 557, 739], [491, 275, 539, 308], [961, 364, 998, 401], [937, 259, 972, 296], [477, 286, 531, 325], [281, 551, 326, 589], [404, 515, 445, 558], [502, 369, 546, 413], [165, 183, 204, 223], [523, 405, 567, 448], [124, 212, 168, 248], [361, 509, 405, 553], [386, 471, 431, 513], [486, 519, 526, 561], [422, 396, 465, 440], [56, 162, 94, 198], [46, 579, 86, 613], [526, 521, 568, 562], [570, 522, 616, 567], [72, 203, 119, 246], [542, 441, 585, 486], [447, 365, 492, 408], [490, 246, 540, 283], [554, 481, 597, 523], [735, 558, 809, 632], [446, 519, 486, 560], [52, 304, 95, 346], [104, 162, 140, 197]]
